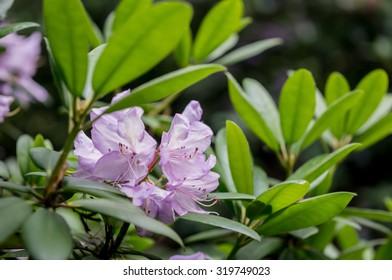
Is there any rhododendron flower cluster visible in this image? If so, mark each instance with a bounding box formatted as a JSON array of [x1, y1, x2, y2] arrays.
[[74, 91, 219, 233], [0, 32, 48, 122]]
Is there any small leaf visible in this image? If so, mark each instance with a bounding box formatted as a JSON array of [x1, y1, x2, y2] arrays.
[[247, 180, 310, 220], [112, 0, 152, 32], [43, 0, 89, 96], [301, 90, 363, 149], [105, 64, 225, 113], [354, 112, 392, 149], [226, 121, 253, 195], [253, 165, 269, 196], [93, 2, 192, 96], [375, 235, 392, 260], [215, 129, 236, 193], [0, 161, 9, 180], [29, 147, 60, 174], [16, 135, 34, 177], [193, 0, 243, 63], [71, 198, 183, 246], [173, 29, 192, 68], [62, 177, 125, 198], [206, 34, 239, 62], [325, 72, 350, 105], [22, 208, 73, 259], [342, 207, 392, 222], [358, 94, 392, 133], [279, 69, 316, 144], [0, 197, 32, 243], [346, 69, 389, 134], [184, 229, 232, 244], [206, 192, 255, 200], [216, 38, 283, 66], [258, 192, 356, 236], [181, 212, 261, 241], [0, 180, 32, 194], [0, 22, 39, 37], [82, 44, 107, 100], [236, 238, 283, 260], [227, 73, 279, 151], [289, 143, 361, 182]]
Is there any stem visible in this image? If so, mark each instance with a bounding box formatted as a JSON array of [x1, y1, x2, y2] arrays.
[[108, 222, 130, 258], [227, 240, 241, 260]]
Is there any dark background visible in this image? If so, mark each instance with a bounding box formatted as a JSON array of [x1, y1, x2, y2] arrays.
[[2, 0, 392, 210]]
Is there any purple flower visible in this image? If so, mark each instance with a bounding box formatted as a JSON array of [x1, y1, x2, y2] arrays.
[[0, 95, 13, 122], [74, 90, 157, 186], [169, 252, 210, 260], [0, 32, 48, 122]]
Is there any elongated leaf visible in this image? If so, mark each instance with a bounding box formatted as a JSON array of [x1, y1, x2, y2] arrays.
[[0, 180, 32, 194], [193, 0, 243, 63], [22, 208, 73, 259], [16, 134, 34, 177], [0, 197, 32, 243], [375, 235, 392, 260], [82, 44, 106, 100], [216, 38, 283, 65], [0, 161, 9, 179], [181, 212, 261, 241], [342, 207, 392, 222], [62, 177, 125, 198], [290, 227, 319, 239], [215, 129, 236, 192], [71, 198, 183, 246], [253, 165, 269, 196], [258, 192, 356, 236], [206, 34, 239, 62], [279, 69, 316, 144], [29, 147, 60, 174], [0, 22, 39, 37], [301, 90, 363, 149], [305, 221, 336, 251], [227, 73, 279, 151], [43, 0, 89, 96], [358, 94, 392, 133], [354, 112, 392, 149], [205, 192, 255, 200], [174, 28, 192, 68], [346, 69, 389, 134], [106, 64, 225, 113], [248, 180, 310, 220], [93, 2, 192, 96], [236, 238, 283, 260], [184, 229, 232, 244], [325, 72, 350, 105], [113, 0, 152, 32], [243, 78, 284, 145], [289, 143, 361, 182], [226, 121, 253, 195]]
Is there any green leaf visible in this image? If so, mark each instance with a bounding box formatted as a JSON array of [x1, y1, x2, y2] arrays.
[[0, 161, 9, 180], [346, 69, 389, 134], [206, 192, 255, 200], [0, 22, 39, 37], [358, 94, 392, 133], [236, 238, 283, 260], [105, 64, 225, 113], [354, 112, 392, 149], [113, 0, 152, 32], [0, 0, 14, 20], [71, 198, 183, 246], [253, 165, 269, 196], [216, 38, 283, 65], [325, 72, 350, 105], [290, 227, 319, 239], [375, 235, 392, 260], [22, 208, 73, 259], [184, 229, 232, 244], [206, 34, 239, 62], [243, 78, 284, 145], [16, 135, 34, 177], [279, 69, 316, 144], [258, 192, 356, 236], [43, 0, 89, 96], [342, 207, 392, 222], [174, 28, 192, 68], [0, 197, 32, 243], [82, 44, 107, 100], [181, 212, 261, 241], [336, 225, 360, 250], [62, 177, 125, 198], [0, 180, 34, 194], [227, 73, 279, 151], [215, 129, 236, 193], [385, 197, 392, 212], [29, 148, 60, 174], [226, 121, 253, 195], [193, 0, 243, 63], [289, 143, 361, 182], [93, 2, 192, 96], [305, 221, 336, 251], [247, 180, 309, 220], [301, 90, 363, 149]]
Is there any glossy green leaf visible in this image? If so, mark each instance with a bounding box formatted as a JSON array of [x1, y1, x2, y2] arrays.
[[16, 135, 33, 177], [226, 121, 253, 195], [205, 192, 255, 200], [43, 0, 88, 96], [215, 129, 236, 193], [0, 22, 39, 37], [352, 217, 391, 235], [309, 170, 333, 196], [22, 208, 73, 259], [354, 112, 392, 149], [236, 238, 283, 260], [62, 177, 125, 198], [385, 197, 392, 212], [342, 207, 392, 222], [184, 229, 232, 244], [181, 212, 261, 241], [0, 197, 32, 243], [325, 72, 350, 105], [193, 0, 243, 63], [30, 148, 60, 174], [243, 78, 284, 145], [279, 69, 316, 144], [113, 0, 152, 32], [82, 44, 106, 100], [301, 90, 363, 149], [93, 2, 192, 96], [83, 12, 103, 48], [375, 235, 392, 260], [247, 180, 309, 220], [290, 227, 319, 239], [258, 192, 356, 236], [358, 94, 392, 133], [346, 69, 389, 134], [71, 198, 183, 246], [174, 28, 192, 68], [289, 143, 361, 182], [253, 165, 269, 196], [106, 64, 225, 113], [227, 73, 279, 151], [304, 221, 336, 250], [337, 225, 360, 250], [216, 38, 283, 65], [206, 34, 239, 62]]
